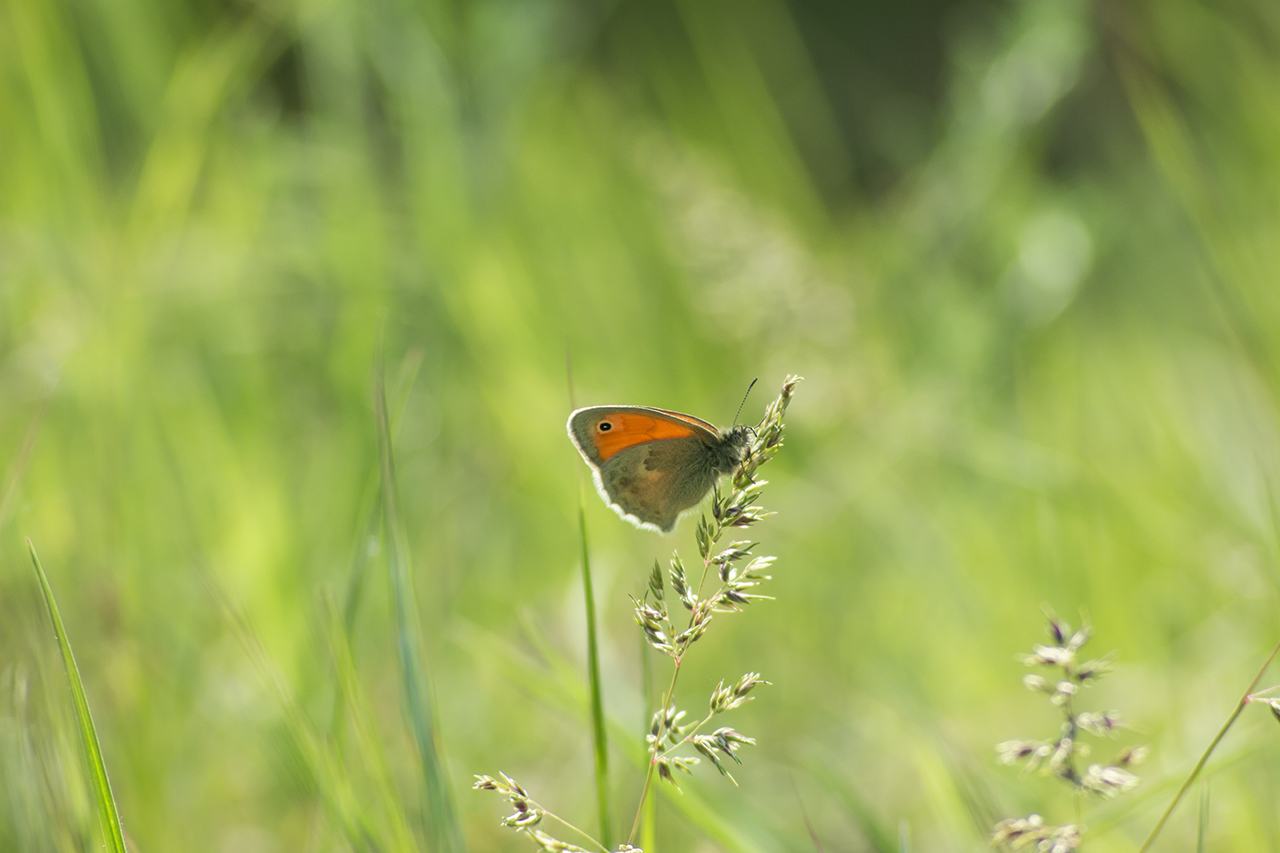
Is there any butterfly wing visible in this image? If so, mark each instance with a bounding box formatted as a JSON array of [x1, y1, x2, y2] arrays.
[[596, 438, 722, 533], [567, 406, 723, 533], [567, 406, 719, 465]]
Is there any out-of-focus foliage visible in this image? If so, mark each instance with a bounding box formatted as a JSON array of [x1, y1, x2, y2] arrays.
[[3, 0, 1280, 849]]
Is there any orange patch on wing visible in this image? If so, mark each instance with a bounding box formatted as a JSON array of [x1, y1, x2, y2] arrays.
[[590, 412, 703, 462]]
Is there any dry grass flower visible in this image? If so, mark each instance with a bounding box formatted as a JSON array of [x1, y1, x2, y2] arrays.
[[992, 612, 1145, 851]]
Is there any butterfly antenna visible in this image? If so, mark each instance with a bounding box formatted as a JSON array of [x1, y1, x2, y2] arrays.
[[733, 377, 758, 427]]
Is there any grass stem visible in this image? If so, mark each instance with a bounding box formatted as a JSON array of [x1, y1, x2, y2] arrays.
[[579, 501, 613, 849], [568, 352, 613, 848], [1138, 638, 1280, 852], [375, 360, 464, 853], [629, 658, 684, 847]]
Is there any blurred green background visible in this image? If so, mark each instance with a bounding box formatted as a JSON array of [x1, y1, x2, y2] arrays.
[[4, 0, 1280, 849]]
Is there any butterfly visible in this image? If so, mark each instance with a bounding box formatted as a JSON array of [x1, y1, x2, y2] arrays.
[[567, 405, 751, 534]]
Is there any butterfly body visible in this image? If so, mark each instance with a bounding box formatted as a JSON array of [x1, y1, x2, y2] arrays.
[[567, 406, 750, 534]]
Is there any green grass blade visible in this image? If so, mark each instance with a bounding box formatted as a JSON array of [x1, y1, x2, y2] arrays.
[[328, 486, 381, 747], [321, 591, 419, 853], [27, 540, 128, 853], [345, 346, 426, 636], [375, 362, 464, 853], [211, 575, 388, 851], [333, 348, 425, 740], [578, 501, 613, 849], [807, 762, 896, 852], [1196, 783, 1209, 853], [567, 352, 612, 848]]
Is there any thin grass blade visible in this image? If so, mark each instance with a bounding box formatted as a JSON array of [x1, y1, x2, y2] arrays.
[[639, 635, 656, 852], [1138, 639, 1280, 851], [578, 500, 613, 849], [566, 350, 613, 847], [375, 361, 464, 853], [345, 346, 427, 635], [1196, 783, 1209, 853], [321, 590, 419, 853], [808, 762, 896, 853], [212, 577, 387, 851], [28, 540, 128, 853]]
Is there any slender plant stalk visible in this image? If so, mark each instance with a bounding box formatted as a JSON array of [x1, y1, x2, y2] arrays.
[[326, 486, 381, 749], [790, 773, 823, 853], [28, 540, 128, 853], [567, 351, 614, 848], [807, 762, 896, 853], [1138, 639, 1280, 852], [545, 806, 612, 853], [578, 500, 614, 849], [320, 592, 419, 853], [213, 574, 390, 848], [332, 347, 424, 740], [375, 361, 465, 853], [639, 636, 657, 851], [629, 655, 685, 845], [345, 346, 425, 635], [1195, 784, 1209, 853], [626, 544, 720, 846]]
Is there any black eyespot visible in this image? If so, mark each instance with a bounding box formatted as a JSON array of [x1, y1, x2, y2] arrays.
[[598, 421, 612, 432]]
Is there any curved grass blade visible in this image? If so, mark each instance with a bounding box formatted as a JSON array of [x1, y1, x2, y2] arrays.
[[28, 540, 128, 853], [375, 360, 464, 853]]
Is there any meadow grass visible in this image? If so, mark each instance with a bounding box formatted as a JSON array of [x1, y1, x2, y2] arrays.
[[4, 0, 1280, 850], [375, 360, 464, 853], [575, 494, 612, 850], [567, 353, 613, 850]]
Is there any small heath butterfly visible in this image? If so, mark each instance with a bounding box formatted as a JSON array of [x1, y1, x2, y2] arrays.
[[567, 405, 751, 534]]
